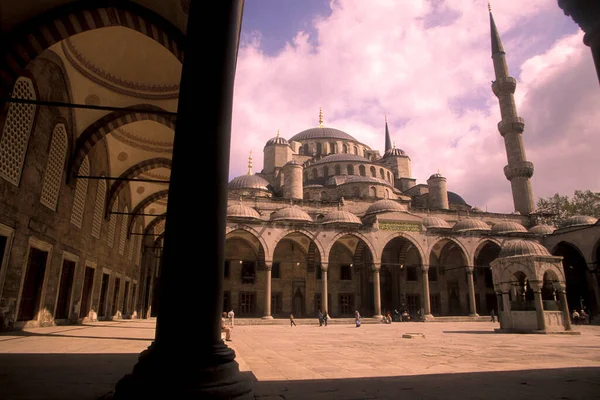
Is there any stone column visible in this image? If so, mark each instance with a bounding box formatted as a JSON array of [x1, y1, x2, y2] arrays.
[[322, 266, 328, 314], [557, 289, 573, 331], [495, 292, 503, 324], [373, 267, 382, 319], [421, 267, 433, 320], [501, 291, 511, 329], [262, 262, 273, 319], [533, 289, 546, 331], [466, 269, 478, 317], [110, 2, 253, 398]]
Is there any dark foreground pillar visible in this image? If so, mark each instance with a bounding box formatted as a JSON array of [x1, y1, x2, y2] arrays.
[[109, 1, 253, 398]]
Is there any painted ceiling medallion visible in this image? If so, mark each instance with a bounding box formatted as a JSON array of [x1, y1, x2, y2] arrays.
[[137, 186, 146, 194], [117, 152, 128, 162], [180, 0, 190, 14]]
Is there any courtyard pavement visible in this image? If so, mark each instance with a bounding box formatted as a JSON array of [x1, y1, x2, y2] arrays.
[[0, 318, 599, 399]]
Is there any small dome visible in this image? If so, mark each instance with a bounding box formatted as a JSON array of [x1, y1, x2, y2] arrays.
[[453, 217, 491, 232], [266, 136, 289, 146], [428, 172, 444, 180], [558, 215, 598, 229], [448, 191, 468, 205], [491, 220, 528, 235], [228, 174, 271, 191], [321, 210, 362, 226], [289, 127, 357, 142], [383, 147, 407, 158], [227, 204, 261, 220], [498, 240, 551, 258], [365, 199, 407, 215], [423, 215, 451, 229], [528, 224, 556, 235], [284, 160, 301, 167], [304, 184, 324, 189], [270, 206, 313, 223]]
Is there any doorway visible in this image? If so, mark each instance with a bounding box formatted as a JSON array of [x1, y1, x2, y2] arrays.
[[80, 266, 95, 319], [17, 248, 49, 321], [112, 277, 121, 317], [292, 281, 305, 317], [55, 258, 76, 319], [98, 273, 110, 318], [448, 280, 461, 315]]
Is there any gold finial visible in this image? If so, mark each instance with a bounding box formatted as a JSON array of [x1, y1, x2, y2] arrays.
[[247, 151, 253, 175], [276, 129, 280, 138], [384, 113, 387, 123], [437, 169, 440, 174], [318, 107, 324, 128], [393, 141, 396, 149], [488, 1, 492, 12]]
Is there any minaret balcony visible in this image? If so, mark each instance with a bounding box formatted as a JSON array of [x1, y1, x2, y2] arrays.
[[498, 117, 525, 136], [492, 76, 517, 96], [504, 161, 534, 180]]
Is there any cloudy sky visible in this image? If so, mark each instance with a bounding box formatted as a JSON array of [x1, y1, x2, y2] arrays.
[[229, 0, 600, 213]]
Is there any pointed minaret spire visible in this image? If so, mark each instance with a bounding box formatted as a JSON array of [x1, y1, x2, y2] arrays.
[[384, 113, 392, 152], [489, 7, 534, 215], [489, 3, 505, 56], [247, 151, 253, 175], [318, 107, 324, 127]]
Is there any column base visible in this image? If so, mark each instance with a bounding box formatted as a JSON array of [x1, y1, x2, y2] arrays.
[[261, 315, 273, 320], [105, 342, 254, 399], [469, 313, 480, 317], [373, 314, 383, 320], [423, 314, 435, 322]]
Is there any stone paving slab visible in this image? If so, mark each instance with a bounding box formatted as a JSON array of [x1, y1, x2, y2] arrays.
[[0, 319, 599, 399]]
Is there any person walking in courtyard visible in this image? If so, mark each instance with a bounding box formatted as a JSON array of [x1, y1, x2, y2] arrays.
[[317, 310, 323, 326], [228, 309, 235, 327], [290, 313, 297, 327], [490, 309, 496, 323], [355, 310, 361, 327], [221, 312, 232, 342], [323, 310, 329, 326]]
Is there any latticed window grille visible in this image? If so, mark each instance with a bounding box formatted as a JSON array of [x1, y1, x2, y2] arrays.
[[0, 77, 37, 186], [154, 219, 165, 236], [70, 156, 90, 228], [91, 177, 106, 239], [135, 230, 143, 266], [107, 200, 118, 248], [119, 206, 129, 255], [127, 223, 135, 261], [40, 124, 68, 211]]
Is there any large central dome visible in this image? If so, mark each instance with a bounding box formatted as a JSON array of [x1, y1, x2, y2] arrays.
[[289, 127, 357, 142]]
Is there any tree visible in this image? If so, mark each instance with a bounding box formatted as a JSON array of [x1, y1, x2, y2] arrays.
[[535, 190, 600, 227]]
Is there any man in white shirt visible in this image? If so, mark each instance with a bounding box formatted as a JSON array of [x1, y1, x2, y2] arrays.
[[228, 309, 234, 327]]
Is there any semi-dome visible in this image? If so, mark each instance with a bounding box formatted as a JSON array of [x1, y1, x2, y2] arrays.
[[448, 191, 468, 205], [491, 220, 528, 235], [365, 199, 407, 215], [289, 127, 357, 142], [340, 176, 393, 186], [452, 217, 491, 232], [321, 210, 362, 226], [382, 147, 407, 158], [498, 240, 551, 258], [528, 224, 556, 235], [312, 153, 369, 165], [226, 204, 261, 220], [228, 174, 271, 191], [428, 172, 443, 180], [558, 215, 598, 229], [270, 206, 313, 223], [422, 215, 451, 229]]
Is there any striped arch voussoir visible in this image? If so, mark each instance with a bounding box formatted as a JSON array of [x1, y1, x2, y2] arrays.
[[1, 2, 184, 95], [69, 105, 176, 182], [127, 189, 168, 239], [105, 158, 172, 219], [144, 213, 167, 236]]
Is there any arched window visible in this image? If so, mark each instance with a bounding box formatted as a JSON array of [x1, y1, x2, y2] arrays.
[[384, 189, 390, 199], [370, 187, 377, 197], [342, 144, 348, 154], [108, 200, 118, 248], [316, 143, 323, 156], [40, 123, 68, 211], [370, 166, 376, 177], [0, 77, 37, 186], [128, 223, 136, 261], [347, 165, 353, 175], [303, 144, 309, 155], [299, 146, 304, 155], [312, 168, 318, 179], [359, 165, 366, 176], [119, 206, 129, 255], [305, 192, 311, 200], [321, 191, 328, 201], [335, 165, 341, 175], [135, 225, 143, 266], [387, 171, 391, 182], [303, 171, 308, 182], [329, 142, 336, 154], [70, 156, 90, 228], [380, 168, 385, 179], [352, 187, 360, 197], [354, 146, 358, 155], [91, 176, 107, 239]]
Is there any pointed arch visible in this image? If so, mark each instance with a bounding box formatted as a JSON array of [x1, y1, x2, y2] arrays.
[[380, 232, 427, 266], [271, 228, 325, 267], [144, 213, 167, 236], [69, 106, 175, 181], [105, 157, 172, 218], [325, 231, 378, 267], [127, 189, 169, 238], [225, 224, 271, 260], [428, 236, 470, 266]]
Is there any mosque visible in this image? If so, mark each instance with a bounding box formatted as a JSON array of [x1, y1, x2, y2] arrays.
[[0, 1, 597, 333]]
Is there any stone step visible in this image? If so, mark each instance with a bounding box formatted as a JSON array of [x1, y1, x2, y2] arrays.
[[231, 315, 492, 325]]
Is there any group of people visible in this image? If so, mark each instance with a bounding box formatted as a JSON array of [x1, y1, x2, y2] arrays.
[[221, 310, 234, 341], [317, 310, 329, 326], [572, 308, 591, 325]]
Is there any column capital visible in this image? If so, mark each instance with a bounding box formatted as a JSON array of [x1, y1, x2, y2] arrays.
[[466, 266, 474, 273], [371, 262, 381, 272], [264, 260, 273, 269], [420, 264, 429, 273]]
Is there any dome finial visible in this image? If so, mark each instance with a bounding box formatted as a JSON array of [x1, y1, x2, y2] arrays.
[[488, 1, 492, 12], [393, 141, 396, 149], [276, 129, 280, 138], [247, 151, 253, 175], [318, 107, 324, 128], [437, 168, 441, 174]]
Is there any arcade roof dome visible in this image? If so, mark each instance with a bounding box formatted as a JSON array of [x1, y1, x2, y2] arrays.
[[228, 174, 271, 191], [528, 224, 556, 235], [558, 215, 598, 229], [452, 217, 491, 232], [270, 206, 313, 223], [289, 127, 357, 142], [226, 204, 261, 220], [491, 220, 528, 235], [422, 215, 451, 229], [498, 240, 551, 258], [321, 210, 362, 226], [365, 199, 407, 215]]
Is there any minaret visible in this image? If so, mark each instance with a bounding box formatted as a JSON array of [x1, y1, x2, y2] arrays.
[[384, 114, 392, 152], [247, 151, 253, 175], [489, 5, 535, 214]]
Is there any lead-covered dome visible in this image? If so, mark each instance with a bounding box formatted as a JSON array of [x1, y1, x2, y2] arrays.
[[491, 220, 528, 235], [365, 199, 407, 215], [270, 206, 313, 223], [382, 147, 407, 158], [289, 127, 357, 142], [228, 174, 271, 191], [558, 215, 598, 229], [266, 135, 289, 146], [452, 217, 491, 232], [528, 224, 556, 235], [422, 215, 451, 229], [226, 204, 262, 220], [312, 153, 369, 165], [448, 191, 468, 205], [498, 240, 551, 258], [321, 210, 362, 226]]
